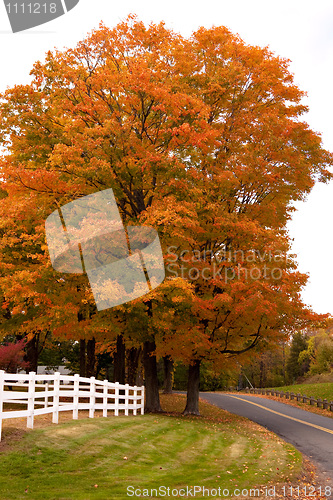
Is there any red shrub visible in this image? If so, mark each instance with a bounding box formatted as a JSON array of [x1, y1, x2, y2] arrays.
[[0, 339, 30, 373]]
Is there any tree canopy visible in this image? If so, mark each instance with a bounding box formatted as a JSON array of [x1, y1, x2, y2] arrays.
[[0, 16, 331, 412]]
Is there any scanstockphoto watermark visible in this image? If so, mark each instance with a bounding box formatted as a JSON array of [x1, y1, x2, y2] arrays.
[[126, 485, 275, 497], [3, 0, 80, 33], [126, 485, 333, 498], [45, 188, 165, 312], [166, 247, 290, 282]]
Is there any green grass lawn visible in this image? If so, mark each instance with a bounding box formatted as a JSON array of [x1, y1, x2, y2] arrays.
[[0, 395, 302, 500], [270, 382, 333, 402]]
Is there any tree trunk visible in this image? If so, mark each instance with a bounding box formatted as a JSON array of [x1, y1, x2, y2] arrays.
[[162, 356, 174, 394], [282, 343, 287, 385], [183, 359, 201, 415], [113, 335, 126, 403], [136, 349, 144, 387], [259, 360, 265, 388], [143, 340, 162, 413], [24, 334, 39, 373], [86, 337, 96, 377], [113, 335, 126, 384], [106, 363, 112, 381], [127, 347, 141, 386], [238, 373, 243, 391], [79, 339, 86, 377]]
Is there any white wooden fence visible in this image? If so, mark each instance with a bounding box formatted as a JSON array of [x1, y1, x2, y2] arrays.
[[0, 370, 145, 440]]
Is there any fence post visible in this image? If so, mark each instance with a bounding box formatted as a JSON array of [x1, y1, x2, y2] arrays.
[[52, 372, 60, 424], [103, 380, 108, 418], [114, 382, 119, 416], [0, 370, 5, 441], [141, 386, 145, 415], [323, 399, 328, 410], [124, 384, 129, 416], [73, 374, 79, 420], [44, 382, 49, 408], [27, 372, 36, 430], [89, 377, 95, 419], [330, 401, 333, 412], [133, 386, 137, 416], [317, 398, 322, 408]]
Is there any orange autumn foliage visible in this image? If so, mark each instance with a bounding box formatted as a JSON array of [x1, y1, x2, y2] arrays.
[[0, 16, 331, 375]]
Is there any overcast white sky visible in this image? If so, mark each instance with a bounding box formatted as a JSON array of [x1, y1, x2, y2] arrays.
[[1, 0, 333, 314]]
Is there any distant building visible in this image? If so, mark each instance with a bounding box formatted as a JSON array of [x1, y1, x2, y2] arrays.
[[18, 366, 72, 375], [37, 365, 72, 375]]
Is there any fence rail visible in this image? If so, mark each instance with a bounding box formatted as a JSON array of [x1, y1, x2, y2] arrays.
[[244, 387, 333, 412], [0, 370, 144, 440]]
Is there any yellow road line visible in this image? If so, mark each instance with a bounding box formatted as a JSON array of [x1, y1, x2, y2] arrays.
[[227, 395, 333, 436]]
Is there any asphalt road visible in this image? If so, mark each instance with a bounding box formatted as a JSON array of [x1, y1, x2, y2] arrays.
[[200, 392, 333, 482]]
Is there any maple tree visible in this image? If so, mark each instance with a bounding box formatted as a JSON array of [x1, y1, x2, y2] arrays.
[[0, 16, 332, 412]]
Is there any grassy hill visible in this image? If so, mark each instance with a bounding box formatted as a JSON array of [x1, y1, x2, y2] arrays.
[[270, 382, 333, 401], [0, 394, 302, 499]]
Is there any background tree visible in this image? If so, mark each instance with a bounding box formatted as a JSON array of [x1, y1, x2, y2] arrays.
[[286, 331, 309, 382], [299, 329, 333, 376], [240, 342, 288, 388]]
